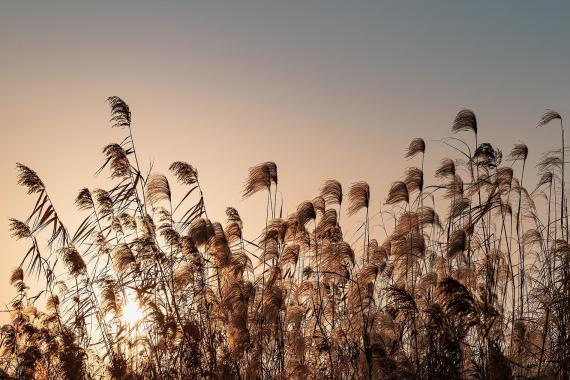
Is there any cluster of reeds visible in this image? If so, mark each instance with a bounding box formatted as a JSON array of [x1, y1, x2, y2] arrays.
[[1, 97, 568, 379]]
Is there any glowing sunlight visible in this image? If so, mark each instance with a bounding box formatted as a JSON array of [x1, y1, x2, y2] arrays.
[[122, 301, 143, 326]]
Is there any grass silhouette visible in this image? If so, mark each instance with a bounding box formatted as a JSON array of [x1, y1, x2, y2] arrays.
[[1, 97, 568, 379]]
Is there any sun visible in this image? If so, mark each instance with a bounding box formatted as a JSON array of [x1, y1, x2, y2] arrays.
[[122, 301, 142, 326]]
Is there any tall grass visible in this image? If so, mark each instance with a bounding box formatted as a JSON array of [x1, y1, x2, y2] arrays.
[[1, 97, 568, 379]]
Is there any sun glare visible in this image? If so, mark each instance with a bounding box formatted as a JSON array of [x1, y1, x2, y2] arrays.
[[122, 301, 142, 326]]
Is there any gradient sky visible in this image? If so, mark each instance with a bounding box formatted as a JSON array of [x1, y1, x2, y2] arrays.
[[0, 1, 569, 312]]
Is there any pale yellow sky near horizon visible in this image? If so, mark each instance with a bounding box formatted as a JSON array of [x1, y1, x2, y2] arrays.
[[0, 1, 569, 314]]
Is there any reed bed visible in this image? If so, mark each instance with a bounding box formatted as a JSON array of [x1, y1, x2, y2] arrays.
[[1, 97, 568, 379]]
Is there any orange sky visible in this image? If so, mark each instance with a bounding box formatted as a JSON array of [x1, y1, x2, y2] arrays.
[[0, 1, 569, 313]]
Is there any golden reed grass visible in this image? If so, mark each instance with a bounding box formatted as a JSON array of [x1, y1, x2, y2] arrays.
[[1, 97, 568, 379]]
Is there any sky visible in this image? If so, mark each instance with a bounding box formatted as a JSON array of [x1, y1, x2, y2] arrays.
[[0, 0, 569, 312]]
